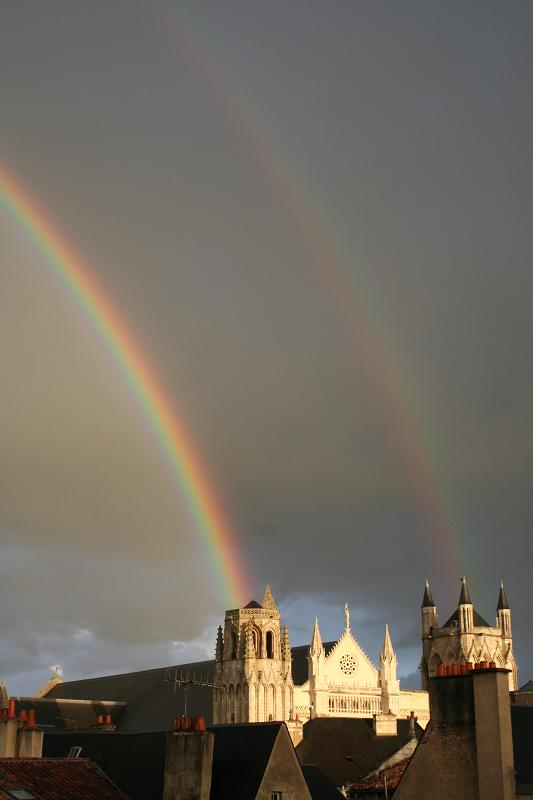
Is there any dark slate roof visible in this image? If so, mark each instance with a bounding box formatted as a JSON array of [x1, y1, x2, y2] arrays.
[[518, 680, 533, 693], [512, 705, 533, 790], [442, 608, 490, 629], [296, 717, 423, 787], [13, 697, 126, 730], [458, 577, 473, 605], [46, 660, 216, 729], [209, 723, 282, 800], [243, 600, 262, 608], [301, 764, 345, 799], [497, 582, 510, 610], [421, 582, 435, 608], [291, 643, 335, 686], [0, 758, 130, 800], [43, 730, 167, 800]]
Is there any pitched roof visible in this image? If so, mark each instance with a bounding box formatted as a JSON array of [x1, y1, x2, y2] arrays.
[[0, 758, 129, 800], [296, 717, 423, 787], [209, 723, 282, 800], [442, 608, 490, 628], [46, 659, 215, 729], [301, 764, 344, 799], [518, 680, 533, 693], [349, 756, 411, 794], [243, 600, 262, 609]]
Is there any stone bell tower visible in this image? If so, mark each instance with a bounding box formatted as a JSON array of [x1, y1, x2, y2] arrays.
[[212, 585, 294, 724]]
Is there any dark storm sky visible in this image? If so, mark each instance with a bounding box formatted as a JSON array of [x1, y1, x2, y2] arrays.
[[1, 1, 532, 693]]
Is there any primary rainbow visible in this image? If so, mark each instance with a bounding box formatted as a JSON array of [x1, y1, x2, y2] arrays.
[[0, 162, 250, 608]]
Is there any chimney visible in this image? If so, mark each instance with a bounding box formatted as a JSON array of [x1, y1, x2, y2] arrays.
[[0, 702, 18, 757], [372, 713, 398, 736], [163, 717, 214, 800], [17, 710, 43, 758], [0, 702, 43, 758], [425, 666, 515, 800], [473, 669, 515, 800]]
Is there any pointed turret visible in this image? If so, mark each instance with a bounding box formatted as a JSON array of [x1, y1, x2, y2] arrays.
[[496, 580, 512, 638], [310, 617, 323, 656], [261, 584, 278, 610], [379, 624, 399, 713], [459, 575, 473, 605], [215, 625, 224, 662], [497, 580, 509, 610], [381, 624, 395, 663], [458, 576, 474, 631], [421, 579, 435, 608]]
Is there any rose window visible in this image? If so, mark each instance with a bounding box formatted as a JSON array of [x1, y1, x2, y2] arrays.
[[340, 654, 358, 675]]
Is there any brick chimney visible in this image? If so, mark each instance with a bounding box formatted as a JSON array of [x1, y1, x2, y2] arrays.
[[163, 717, 213, 800], [0, 702, 43, 758]]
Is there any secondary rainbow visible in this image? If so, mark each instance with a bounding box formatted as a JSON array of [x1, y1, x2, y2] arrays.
[[159, 8, 461, 576], [0, 162, 250, 608]]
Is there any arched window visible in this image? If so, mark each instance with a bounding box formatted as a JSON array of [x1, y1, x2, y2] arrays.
[[231, 631, 237, 660], [266, 630, 274, 659]]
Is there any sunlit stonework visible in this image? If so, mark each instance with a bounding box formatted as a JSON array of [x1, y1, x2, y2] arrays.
[[213, 584, 431, 740]]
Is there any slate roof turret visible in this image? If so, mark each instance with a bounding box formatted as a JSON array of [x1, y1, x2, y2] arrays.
[[497, 580, 510, 610], [421, 579, 435, 608]]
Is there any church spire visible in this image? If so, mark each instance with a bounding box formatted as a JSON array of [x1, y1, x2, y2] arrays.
[[261, 584, 278, 610], [421, 579, 435, 608], [310, 617, 323, 656], [459, 576, 473, 605], [381, 624, 395, 663], [497, 580, 510, 610]]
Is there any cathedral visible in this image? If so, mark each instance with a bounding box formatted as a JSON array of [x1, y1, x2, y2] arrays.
[[212, 584, 431, 731], [420, 576, 517, 689]]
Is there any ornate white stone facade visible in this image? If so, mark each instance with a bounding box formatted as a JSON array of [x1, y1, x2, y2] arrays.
[[213, 585, 430, 729], [420, 577, 517, 690]]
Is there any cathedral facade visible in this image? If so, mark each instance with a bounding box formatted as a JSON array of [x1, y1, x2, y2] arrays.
[[420, 577, 517, 690], [213, 585, 430, 729]]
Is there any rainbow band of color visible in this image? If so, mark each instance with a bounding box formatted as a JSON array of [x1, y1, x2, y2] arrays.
[[0, 162, 249, 608], [160, 9, 461, 576]]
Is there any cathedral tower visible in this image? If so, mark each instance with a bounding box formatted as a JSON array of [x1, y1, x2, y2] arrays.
[[420, 578, 517, 690], [213, 585, 294, 724]]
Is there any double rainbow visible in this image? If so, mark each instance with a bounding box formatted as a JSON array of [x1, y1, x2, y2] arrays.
[[0, 162, 250, 608]]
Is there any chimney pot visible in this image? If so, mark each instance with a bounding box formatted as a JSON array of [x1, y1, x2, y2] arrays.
[[474, 662, 481, 670], [105, 714, 111, 725], [480, 660, 488, 670], [27, 709, 36, 730], [8, 699, 16, 720], [489, 661, 496, 669], [19, 710, 28, 723], [194, 716, 206, 732], [459, 663, 467, 675], [466, 662, 473, 672], [97, 714, 104, 726], [437, 664, 445, 677]]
